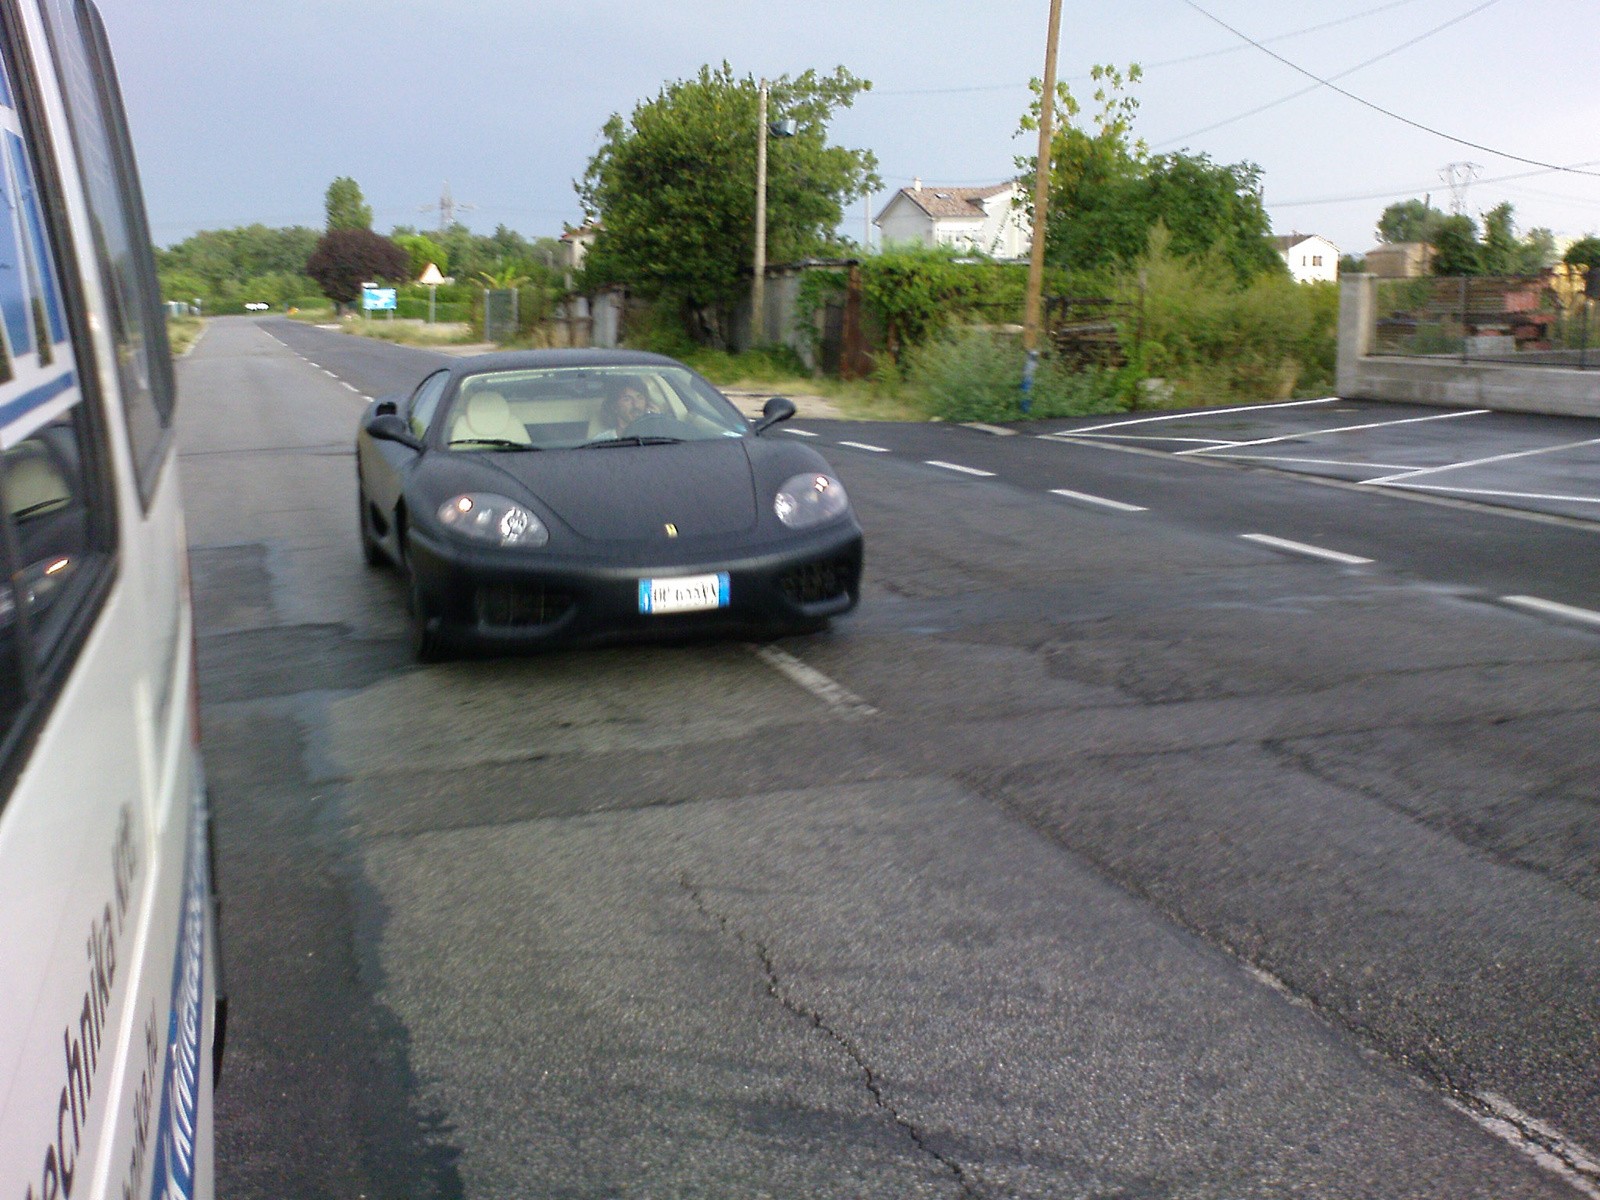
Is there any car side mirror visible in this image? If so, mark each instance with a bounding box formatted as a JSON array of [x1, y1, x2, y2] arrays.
[[374, 399, 398, 417], [366, 413, 424, 452], [752, 396, 796, 435]]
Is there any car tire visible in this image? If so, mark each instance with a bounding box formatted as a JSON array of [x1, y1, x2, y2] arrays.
[[358, 486, 389, 567], [407, 571, 450, 663]]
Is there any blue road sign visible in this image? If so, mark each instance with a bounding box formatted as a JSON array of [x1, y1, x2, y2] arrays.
[[362, 287, 397, 311]]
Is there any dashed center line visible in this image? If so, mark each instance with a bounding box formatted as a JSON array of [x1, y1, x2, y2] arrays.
[[1049, 488, 1147, 512], [836, 440, 890, 453], [781, 427, 819, 437], [750, 645, 878, 718], [1500, 595, 1600, 628], [925, 460, 995, 477], [1239, 533, 1373, 565]]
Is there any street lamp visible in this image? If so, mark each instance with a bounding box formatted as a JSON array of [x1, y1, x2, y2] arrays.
[[752, 81, 796, 347]]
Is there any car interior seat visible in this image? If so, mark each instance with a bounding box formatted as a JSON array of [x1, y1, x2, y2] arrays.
[[450, 391, 532, 446]]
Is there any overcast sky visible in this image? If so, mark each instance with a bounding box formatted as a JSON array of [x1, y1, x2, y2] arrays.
[[96, 0, 1600, 258]]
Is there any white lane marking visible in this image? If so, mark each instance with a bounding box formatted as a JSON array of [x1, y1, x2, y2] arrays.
[[1239, 533, 1373, 565], [322, 367, 337, 376], [1045, 395, 1338, 435], [1174, 408, 1490, 456], [925, 460, 996, 477], [1049, 487, 1147, 512], [1444, 1094, 1600, 1198], [836, 440, 890, 453], [781, 427, 819, 437], [1361, 435, 1600, 485], [342, 381, 360, 392], [1501, 595, 1600, 628], [1241, 959, 1600, 1197], [1384, 483, 1600, 505], [962, 422, 1017, 436], [750, 645, 878, 718]]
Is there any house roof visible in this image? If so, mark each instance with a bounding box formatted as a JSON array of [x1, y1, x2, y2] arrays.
[[1270, 233, 1331, 253], [882, 183, 1013, 222]]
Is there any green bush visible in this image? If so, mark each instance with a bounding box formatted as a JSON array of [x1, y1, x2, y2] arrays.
[[682, 343, 811, 384], [396, 297, 469, 322], [1120, 230, 1338, 405], [909, 328, 1126, 422]]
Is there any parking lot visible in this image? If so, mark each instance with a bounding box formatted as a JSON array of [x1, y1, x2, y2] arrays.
[[1042, 398, 1600, 525]]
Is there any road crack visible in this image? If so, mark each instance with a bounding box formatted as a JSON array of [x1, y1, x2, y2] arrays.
[[678, 873, 982, 1199]]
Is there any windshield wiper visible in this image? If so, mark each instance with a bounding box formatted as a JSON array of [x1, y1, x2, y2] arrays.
[[449, 438, 542, 450], [575, 435, 684, 449]]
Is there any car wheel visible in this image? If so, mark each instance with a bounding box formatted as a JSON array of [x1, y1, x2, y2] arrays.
[[407, 571, 450, 663], [358, 487, 389, 567]]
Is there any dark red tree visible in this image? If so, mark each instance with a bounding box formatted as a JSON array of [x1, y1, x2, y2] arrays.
[[305, 229, 410, 306]]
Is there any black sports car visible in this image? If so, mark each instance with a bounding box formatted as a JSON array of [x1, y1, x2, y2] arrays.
[[356, 349, 863, 659]]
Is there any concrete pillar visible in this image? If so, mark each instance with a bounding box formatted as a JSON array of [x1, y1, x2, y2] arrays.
[[1336, 274, 1376, 397]]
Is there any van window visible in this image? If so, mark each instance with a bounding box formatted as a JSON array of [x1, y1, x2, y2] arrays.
[[0, 3, 114, 780], [39, 0, 173, 505]]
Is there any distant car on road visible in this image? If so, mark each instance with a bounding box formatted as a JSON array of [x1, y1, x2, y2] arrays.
[[356, 350, 863, 659]]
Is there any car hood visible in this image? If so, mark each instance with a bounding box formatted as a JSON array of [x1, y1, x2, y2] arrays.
[[492, 439, 759, 541]]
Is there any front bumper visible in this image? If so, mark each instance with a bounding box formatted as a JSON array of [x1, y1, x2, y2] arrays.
[[406, 520, 863, 649]]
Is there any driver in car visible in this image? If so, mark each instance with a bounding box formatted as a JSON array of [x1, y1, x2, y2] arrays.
[[599, 379, 657, 436]]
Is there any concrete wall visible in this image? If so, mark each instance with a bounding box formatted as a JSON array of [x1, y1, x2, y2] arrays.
[[1337, 274, 1600, 418]]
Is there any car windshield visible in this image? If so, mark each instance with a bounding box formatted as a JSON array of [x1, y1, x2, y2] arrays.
[[437, 365, 749, 451]]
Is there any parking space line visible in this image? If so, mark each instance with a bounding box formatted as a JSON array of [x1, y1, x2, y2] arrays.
[[1361, 435, 1600, 485], [925, 460, 996, 477], [750, 645, 878, 718], [962, 422, 1018, 436], [1042, 396, 1338, 436], [1384, 483, 1600, 505], [1061, 433, 1243, 445], [1049, 488, 1147, 512], [836, 440, 890, 453], [1175, 409, 1490, 456], [1500, 595, 1600, 628], [1239, 533, 1373, 565], [1208, 454, 1417, 470]]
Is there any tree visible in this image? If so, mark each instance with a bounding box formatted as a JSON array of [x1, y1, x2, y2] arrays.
[[1376, 198, 1445, 245], [1480, 201, 1518, 274], [393, 233, 448, 279], [305, 228, 409, 307], [325, 176, 372, 232], [1017, 66, 1278, 283], [577, 63, 879, 343], [1564, 235, 1600, 271], [1430, 214, 1482, 276]]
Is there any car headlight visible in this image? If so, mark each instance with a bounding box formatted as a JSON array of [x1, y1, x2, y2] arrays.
[[774, 472, 849, 529], [437, 493, 549, 547]]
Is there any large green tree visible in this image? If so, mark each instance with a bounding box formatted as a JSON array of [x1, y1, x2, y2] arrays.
[[325, 176, 373, 232], [577, 63, 879, 342], [1376, 198, 1446, 245], [1018, 66, 1279, 283]]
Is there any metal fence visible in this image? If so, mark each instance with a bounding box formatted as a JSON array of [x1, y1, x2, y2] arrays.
[[1372, 274, 1600, 368], [483, 288, 519, 344]]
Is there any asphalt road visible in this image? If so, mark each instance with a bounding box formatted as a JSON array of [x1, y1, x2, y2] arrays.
[[190, 317, 1600, 1199]]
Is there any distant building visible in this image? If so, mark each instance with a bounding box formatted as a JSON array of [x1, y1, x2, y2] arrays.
[[1364, 241, 1435, 279], [1272, 233, 1339, 283], [558, 222, 600, 288], [874, 180, 1032, 259]]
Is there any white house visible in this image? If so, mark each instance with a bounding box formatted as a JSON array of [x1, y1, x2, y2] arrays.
[[875, 180, 1032, 259], [1273, 233, 1339, 283]]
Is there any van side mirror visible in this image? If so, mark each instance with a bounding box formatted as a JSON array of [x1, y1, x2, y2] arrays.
[[752, 396, 796, 435]]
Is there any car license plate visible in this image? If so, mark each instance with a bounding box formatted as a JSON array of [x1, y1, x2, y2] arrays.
[[639, 572, 730, 614]]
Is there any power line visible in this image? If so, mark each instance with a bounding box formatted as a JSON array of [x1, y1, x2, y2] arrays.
[[1178, 0, 1600, 178], [1269, 162, 1600, 209], [1155, 0, 1504, 148], [870, 0, 1429, 98]]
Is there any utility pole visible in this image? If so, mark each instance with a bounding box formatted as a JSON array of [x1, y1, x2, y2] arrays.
[[1021, 0, 1063, 413], [752, 80, 770, 347]]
